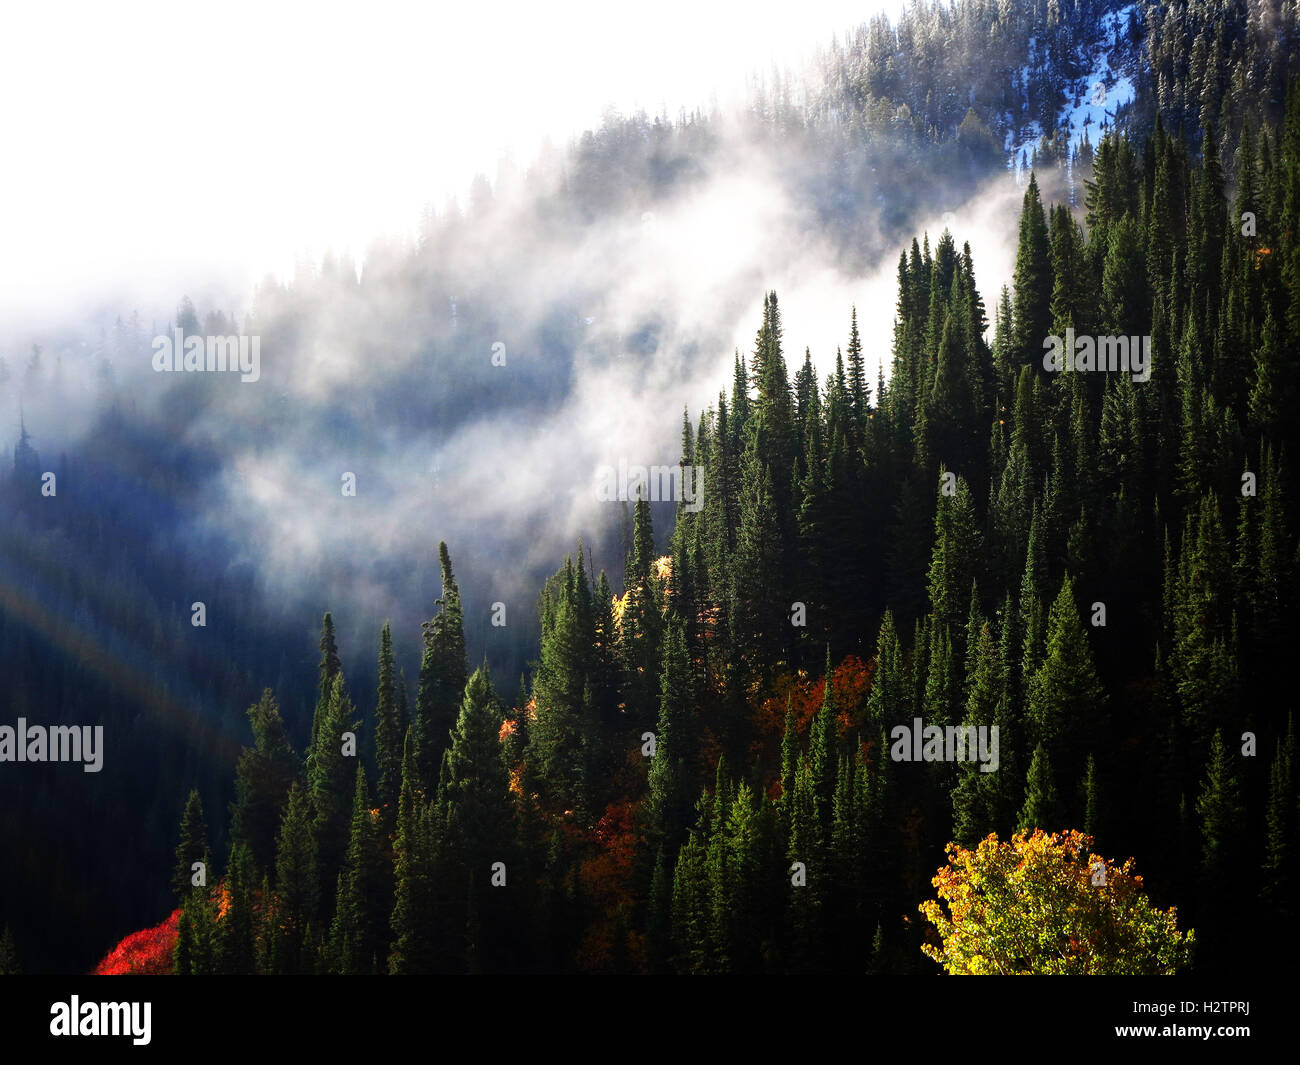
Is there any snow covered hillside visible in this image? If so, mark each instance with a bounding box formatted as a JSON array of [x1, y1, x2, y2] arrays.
[[1011, 3, 1139, 174]]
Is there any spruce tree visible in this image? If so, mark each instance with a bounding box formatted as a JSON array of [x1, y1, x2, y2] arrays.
[[309, 671, 361, 912], [172, 788, 210, 901], [1262, 717, 1296, 924], [414, 542, 468, 790], [670, 817, 712, 973], [1011, 172, 1053, 364], [845, 305, 869, 438], [270, 781, 317, 975], [1196, 730, 1244, 895], [648, 619, 692, 853], [646, 846, 672, 974], [329, 765, 383, 974], [230, 689, 297, 876], [389, 731, 434, 974], [1018, 743, 1061, 833], [216, 842, 256, 974], [1025, 575, 1106, 780], [307, 613, 342, 769], [375, 621, 402, 814], [442, 665, 513, 874]]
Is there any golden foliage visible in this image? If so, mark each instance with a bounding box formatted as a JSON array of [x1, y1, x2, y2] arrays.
[[919, 829, 1194, 974]]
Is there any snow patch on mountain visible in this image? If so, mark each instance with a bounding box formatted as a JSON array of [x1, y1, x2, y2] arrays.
[[1012, 3, 1138, 175]]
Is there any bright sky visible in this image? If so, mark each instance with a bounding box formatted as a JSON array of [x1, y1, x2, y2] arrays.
[[0, 0, 903, 320]]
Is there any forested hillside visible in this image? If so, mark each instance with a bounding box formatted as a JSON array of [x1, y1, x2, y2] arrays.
[[3, 0, 1299, 976]]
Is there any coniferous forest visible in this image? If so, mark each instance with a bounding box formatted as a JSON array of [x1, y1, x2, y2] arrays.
[[3, 0, 1300, 1002]]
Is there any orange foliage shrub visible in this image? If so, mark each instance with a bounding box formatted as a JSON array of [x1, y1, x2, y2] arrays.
[[577, 801, 645, 972], [753, 654, 875, 750]]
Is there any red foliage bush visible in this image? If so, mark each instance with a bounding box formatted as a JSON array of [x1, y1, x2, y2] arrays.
[[92, 909, 180, 975]]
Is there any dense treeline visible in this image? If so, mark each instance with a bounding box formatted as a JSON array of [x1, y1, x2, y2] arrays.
[[152, 74, 1300, 973], [4, 0, 1299, 976], [811, 0, 1121, 152], [0, 404, 325, 973]]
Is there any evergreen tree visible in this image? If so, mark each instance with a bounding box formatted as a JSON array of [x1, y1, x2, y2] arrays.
[[174, 886, 218, 975], [648, 619, 692, 852], [530, 557, 595, 814], [442, 664, 514, 881], [1196, 730, 1246, 966], [1025, 575, 1106, 781], [1018, 743, 1061, 833], [375, 621, 402, 814], [270, 781, 317, 975], [216, 842, 256, 975], [230, 689, 297, 876], [1011, 172, 1053, 364], [646, 846, 672, 974], [308, 613, 342, 763], [388, 731, 434, 974], [308, 671, 361, 912], [415, 542, 468, 790], [172, 788, 210, 901], [329, 765, 383, 974], [1262, 718, 1296, 925]]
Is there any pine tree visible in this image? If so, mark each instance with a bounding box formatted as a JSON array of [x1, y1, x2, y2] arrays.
[[270, 780, 317, 975], [1025, 575, 1106, 780], [172, 788, 210, 901], [646, 846, 672, 974], [1018, 743, 1061, 833], [216, 842, 256, 974], [866, 610, 905, 735], [845, 305, 869, 439], [670, 815, 713, 973], [309, 671, 361, 911], [709, 777, 765, 972], [809, 647, 838, 830], [530, 558, 594, 814], [388, 731, 434, 974], [830, 755, 867, 964], [620, 500, 664, 734], [648, 619, 692, 852], [305, 613, 342, 793], [415, 542, 468, 790], [1019, 502, 1047, 676], [787, 761, 825, 971], [951, 621, 1000, 847], [927, 470, 981, 635], [1196, 730, 1246, 965], [1012, 172, 1053, 365], [1262, 717, 1296, 924], [442, 665, 513, 874], [375, 621, 402, 815], [175, 886, 218, 975], [329, 765, 383, 974], [230, 689, 297, 876], [730, 416, 788, 680]]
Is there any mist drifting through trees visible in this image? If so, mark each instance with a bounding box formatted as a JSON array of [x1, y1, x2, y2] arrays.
[[0, 0, 1297, 1004]]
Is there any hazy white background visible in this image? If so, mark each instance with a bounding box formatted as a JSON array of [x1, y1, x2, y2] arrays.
[[1, 0, 907, 318], [1, 0, 1031, 635]]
